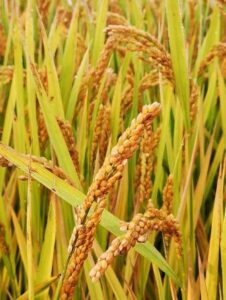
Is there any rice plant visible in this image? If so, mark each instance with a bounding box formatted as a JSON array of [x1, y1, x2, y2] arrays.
[[0, 0, 225, 299]]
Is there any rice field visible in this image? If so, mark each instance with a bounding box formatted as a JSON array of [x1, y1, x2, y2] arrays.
[[0, 0, 226, 299]]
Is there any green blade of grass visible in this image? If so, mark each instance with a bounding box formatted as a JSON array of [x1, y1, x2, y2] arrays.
[[36, 196, 56, 299], [38, 13, 64, 118], [77, 95, 88, 173], [29, 62, 82, 190], [206, 160, 225, 300], [17, 275, 59, 300], [221, 207, 226, 300], [218, 70, 226, 147], [0, 143, 179, 285], [91, 0, 108, 66], [26, 158, 34, 300], [194, 6, 220, 76], [11, 208, 28, 275], [59, 5, 79, 108], [165, 0, 190, 129], [66, 48, 89, 122], [111, 53, 131, 146]]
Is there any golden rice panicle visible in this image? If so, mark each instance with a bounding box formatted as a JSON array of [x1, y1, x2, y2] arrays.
[[61, 103, 161, 296], [217, 0, 226, 17], [107, 12, 128, 26], [106, 25, 174, 83], [60, 224, 95, 299], [84, 102, 161, 211], [0, 24, 7, 58], [106, 25, 165, 53], [57, 118, 80, 176], [89, 237, 121, 282], [145, 204, 182, 257], [99, 104, 111, 166], [221, 57, 226, 78], [109, 0, 123, 14], [100, 68, 117, 104], [0, 223, 9, 256], [38, 67, 48, 92], [152, 126, 161, 151], [90, 200, 182, 282], [27, 155, 75, 187], [162, 174, 174, 215], [75, 71, 90, 116], [91, 36, 116, 93], [38, 0, 50, 25], [56, 6, 72, 30], [76, 34, 87, 67], [91, 104, 105, 168], [188, 0, 198, 44], [0, 155, 13, 168], [89, 208, 149, 281], [135, 125, 161, 205], [60, 199, 106, 299], [135, 127, 154, 205], [142, 130, 155, 202], [120, 77, 134, 118], [89, 212, 148, 282], [190, 80, 199, 123], [37, 107, 48, 146], [0, 66, 14, 85], [198, 43, 226, 75], [158, 213, 182, 258], [139, 71, 162, 95], [161, 174, 174, 249]]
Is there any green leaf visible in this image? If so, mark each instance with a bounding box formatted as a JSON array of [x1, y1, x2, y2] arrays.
[[11, 208, 28, 275], [60, 5, 79, 107], [38, 14, 64, 118], [66, 49, 89, 122], [165, 0, 190, 129], [17, 276, 59, 300], [36, 198, 56, 293], [206, 161, 225, 300], [0, 143, 179, 285], [29, 63, 82, 190], [92, 0, 108, 65], [221, 207, 226, 300]]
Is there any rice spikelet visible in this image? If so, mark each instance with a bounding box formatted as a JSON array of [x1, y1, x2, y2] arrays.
[[162, 174, 173, 215], [91, 36, 116, 93], [135, 126, 154, 205], [106, 25, 174, 83], [109, 0, 123, 14], [57, 118, 80, 176], [37, 108, 48, 146], [60, 102, 161, 298], [99, 104, 111, 166], [0, 156, 13, 167], [38, 0, 50, 25], [139, 70, 163, 93], [107, 12, 128, 26], [190, 80, 199, 123], [91, 105, 105, 168], [0, 66, 14, 85], [135, 126, 161, 205], [26, 155, 75, 187], [198, 43, 226, 75], [89, 202, 181, 282], [0, 24, 6, 57], [100, 68, 117, 104], [120, 75, 134, 118], [0, 223, 9, 255]]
